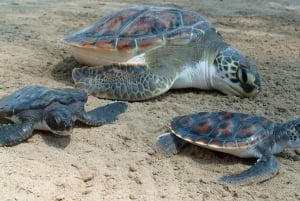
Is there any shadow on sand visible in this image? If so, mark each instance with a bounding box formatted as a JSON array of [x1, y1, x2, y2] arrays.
[[51, 56, 82, 86]]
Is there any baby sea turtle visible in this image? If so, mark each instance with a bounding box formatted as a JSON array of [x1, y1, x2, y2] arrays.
[[63, 6, 261, 101], [156, 111, 300, 184], [0, 85, 127, 146]]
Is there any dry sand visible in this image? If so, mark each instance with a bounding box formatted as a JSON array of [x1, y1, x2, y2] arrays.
[[0, 0, 299, 200]]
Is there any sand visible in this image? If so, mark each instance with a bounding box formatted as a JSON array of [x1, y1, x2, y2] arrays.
[[0, 0, 299, 200]]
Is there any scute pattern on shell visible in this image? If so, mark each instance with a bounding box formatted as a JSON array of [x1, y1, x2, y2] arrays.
[[0, 85, 87, 115], [171, 112, 275, 148], [63, 6, 215, 52]]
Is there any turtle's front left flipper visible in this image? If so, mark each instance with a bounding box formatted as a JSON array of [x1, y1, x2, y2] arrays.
[[219, 154, 279, 185], [72, 63, 175, 101], [78, 102, 128, 126], [156, 132, 188, 155], [0, 122, 34, 146]]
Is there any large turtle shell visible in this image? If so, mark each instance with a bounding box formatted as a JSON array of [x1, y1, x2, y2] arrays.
[[0, 85, 87, 117], [170, 112, 275, 152], [63, 6, 215, 66]]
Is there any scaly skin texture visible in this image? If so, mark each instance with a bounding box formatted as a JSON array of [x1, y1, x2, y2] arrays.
[[73, 63, 176, 101]]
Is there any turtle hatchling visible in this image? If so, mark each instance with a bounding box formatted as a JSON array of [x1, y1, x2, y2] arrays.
[[0, 85, 127, 146], [63, 6, 261, 101], [156, 111, 300, 184]]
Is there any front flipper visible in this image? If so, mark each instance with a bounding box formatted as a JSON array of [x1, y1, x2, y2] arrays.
[[156, 132, 188, 155], [72, 63, 175, 101], [0, 122, 34, 146], [219, 154, 279, 185], [78, 102, 128, 126]]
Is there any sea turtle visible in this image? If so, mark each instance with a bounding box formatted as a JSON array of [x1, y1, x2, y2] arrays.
[[63, 6, 261, 101], [0, 85, 127, 146], [156, 111, 300, 184]]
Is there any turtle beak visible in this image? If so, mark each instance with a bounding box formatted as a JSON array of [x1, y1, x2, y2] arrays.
[[54, 128, 73, 136], [238, 68, 261, 97], [53, 122, 74, 136], [231, 84, 260, 97], [233, 82, 260, 97], [213, 72, 261, 98]]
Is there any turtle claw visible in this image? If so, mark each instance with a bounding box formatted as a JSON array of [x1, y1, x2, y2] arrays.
[[82, 102, 128, 126], [0, 123, 34, 146], [218, 155, 279, 185], [156, 132, 187, 155]]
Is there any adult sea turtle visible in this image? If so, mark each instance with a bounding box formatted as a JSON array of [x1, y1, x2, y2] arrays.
[[63, 6, 261, 101]]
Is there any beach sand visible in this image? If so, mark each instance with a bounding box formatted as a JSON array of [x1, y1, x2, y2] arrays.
[[0, 0, 299, 200]]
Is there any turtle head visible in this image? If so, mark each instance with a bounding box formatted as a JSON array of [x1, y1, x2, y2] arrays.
[[280, 118, 300, 148], [213, 46, 261, 97], [45, 108, 74, 135]]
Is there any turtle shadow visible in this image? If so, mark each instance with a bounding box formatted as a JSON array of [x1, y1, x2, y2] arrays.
[[40, 122, 101, 148], [51, 56, 81, 85], [40, 132, 71, 149], [178, 143, 255, 170]]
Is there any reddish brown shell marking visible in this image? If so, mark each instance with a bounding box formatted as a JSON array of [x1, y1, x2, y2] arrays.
[[170, 112, 275, 149], [64, 6, 214, 52]]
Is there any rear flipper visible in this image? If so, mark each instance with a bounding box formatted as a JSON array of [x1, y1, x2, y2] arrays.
[[79, 102, 128, 126], [156, 132, 188, 155], [0, 122, 34, 146], [219, 154, 279, 185], [72, 64, 174, 101]]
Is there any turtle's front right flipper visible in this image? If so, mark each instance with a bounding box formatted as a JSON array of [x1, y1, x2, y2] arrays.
[[0, 122, 34, 146], [79, 102, 128, 126], [219, 154, 279, 185], [72, 63, 175, 101]]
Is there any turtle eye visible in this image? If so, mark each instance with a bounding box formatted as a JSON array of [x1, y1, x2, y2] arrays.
[[295, 124, 300, 132], [237, 68, 248, 83], [46, 108, 73, 132], [55, 116, 62, 124]]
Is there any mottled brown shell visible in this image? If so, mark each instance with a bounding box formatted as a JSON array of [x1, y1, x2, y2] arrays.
[[170, 112, 275, 150], [63, 6, 215, 66]]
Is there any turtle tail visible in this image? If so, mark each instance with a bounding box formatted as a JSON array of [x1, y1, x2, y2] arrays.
[[72, 63, 175, 101]]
